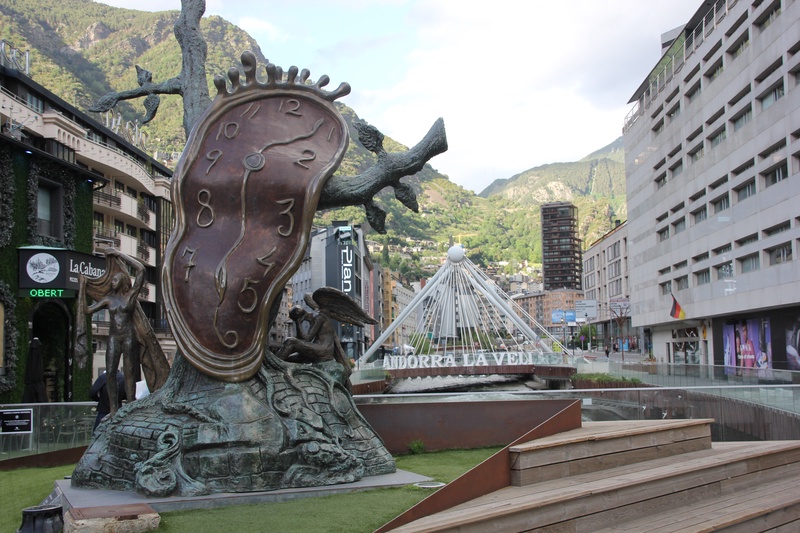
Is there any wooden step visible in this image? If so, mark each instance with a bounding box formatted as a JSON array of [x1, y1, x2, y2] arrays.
[[510, 419, 713, 486], [592, 475, 800, 532], [391, 440, 800, 532]]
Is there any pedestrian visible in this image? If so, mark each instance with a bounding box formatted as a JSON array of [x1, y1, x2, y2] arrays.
[[90, 370, 126, 431], [605, 345, 610, 358]]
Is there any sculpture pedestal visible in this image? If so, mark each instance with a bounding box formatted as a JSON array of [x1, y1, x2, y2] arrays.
[[72, 353, 394, 496]]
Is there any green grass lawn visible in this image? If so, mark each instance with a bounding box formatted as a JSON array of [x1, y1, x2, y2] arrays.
[[0, 447, 501, 532]]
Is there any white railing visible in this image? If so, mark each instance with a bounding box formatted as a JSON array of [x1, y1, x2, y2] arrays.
[[623, 0, 732, 133]]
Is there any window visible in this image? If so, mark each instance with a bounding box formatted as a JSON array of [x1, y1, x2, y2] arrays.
[[736, 233, 758, 247], [26, 93, 44, 113], [732, 107, 752, 131], [693, 206, 707, 224], [695, 269, 711, 285], [658, 227, 670, 241], [37, 181, 63, 239], [660, 282, 672, 295], [757, 2, 781, 30], [609, 260, 621, 278], [667, 103, 681, 120], [739, 254, 760, 273], [764, 163, 787, 187], [709, 128, 727, 148], [714, 243, 732, 255], [705, 59, 724, 82], [710, 195, 729, 214], [764, 222, 790, 236], [760, 83, 784, 110], [768, 243, 792, 265], [690, 146, 704, 163], [686, 83, 701, 104], [673, 218, 686, 234], [713, 195, 729, 213], [655, 173, 667, 189], [659, 266, 672, 275], [673, 260, 688, 269], [114, 219, 124, 234], [670, 161, 683, 178], [693, 252, 709, 263], [716, 261, 734, 279], [675, 276, 689, 290], [729, 32, 749, 59], [609, 279, 622, 296], [690, 189, 706, 201], [736, 180, 756, 201]]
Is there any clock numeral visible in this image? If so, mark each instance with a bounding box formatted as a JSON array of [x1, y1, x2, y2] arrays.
[[276, 198, 295, 237], [213, 308, 239, 349], [205, 149, 222, 175], [278, 98, 302, 116], [196, 189, 215, 228], [257, 246, 277, 278], [240, 102, 261, 119], [181, 246, 198, 282], [238, 277, 260, 314], [216, 121, 240, 140], [294, 149, 316, 169]]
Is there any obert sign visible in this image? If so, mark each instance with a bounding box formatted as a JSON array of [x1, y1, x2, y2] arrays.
[[18, 247, 106, 299]]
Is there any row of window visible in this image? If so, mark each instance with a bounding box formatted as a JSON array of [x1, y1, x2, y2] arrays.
[[659, 240, 794, 294], [655, 131, 796, 242]]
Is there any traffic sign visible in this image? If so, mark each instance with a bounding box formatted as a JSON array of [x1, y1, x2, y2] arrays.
[[575, 299, 598, 319]]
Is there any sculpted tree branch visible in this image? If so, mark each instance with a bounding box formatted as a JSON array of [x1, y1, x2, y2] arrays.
[[88, 0, 447, 233], [318, 118, 448, 233], [88, 0, 210, 132]]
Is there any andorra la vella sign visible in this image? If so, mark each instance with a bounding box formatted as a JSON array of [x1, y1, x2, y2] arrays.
[[18, 247, 106, 299]]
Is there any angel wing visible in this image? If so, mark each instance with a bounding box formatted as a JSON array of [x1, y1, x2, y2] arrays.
[[308, 287, 377, 327]]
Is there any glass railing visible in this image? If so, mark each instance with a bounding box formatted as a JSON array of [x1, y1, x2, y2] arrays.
[[355, 384, 800, 442], [0, 402, 95, 461]]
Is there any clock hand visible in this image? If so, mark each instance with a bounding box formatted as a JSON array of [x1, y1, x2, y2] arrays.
[[258, 117, 325, 153]]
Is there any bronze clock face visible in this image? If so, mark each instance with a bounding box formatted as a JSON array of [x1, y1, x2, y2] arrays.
[[163, 78, 349, 382]]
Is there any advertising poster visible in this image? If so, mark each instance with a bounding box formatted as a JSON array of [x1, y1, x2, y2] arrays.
[[722, 318, 772, 370]]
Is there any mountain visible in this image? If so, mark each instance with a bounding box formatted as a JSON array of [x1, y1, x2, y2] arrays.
[[0, 0, 626, 272]]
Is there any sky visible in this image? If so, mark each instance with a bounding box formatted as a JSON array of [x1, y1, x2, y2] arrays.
[[98, 0, 701, 193]]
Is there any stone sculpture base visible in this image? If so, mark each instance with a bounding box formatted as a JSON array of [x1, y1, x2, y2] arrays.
[[72, 352, 395, 496]]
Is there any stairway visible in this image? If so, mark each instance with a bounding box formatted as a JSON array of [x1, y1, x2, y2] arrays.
[[389, 419, 800, 532]]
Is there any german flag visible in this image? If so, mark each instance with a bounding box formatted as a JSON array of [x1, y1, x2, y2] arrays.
[[670, 295, 686, 320]]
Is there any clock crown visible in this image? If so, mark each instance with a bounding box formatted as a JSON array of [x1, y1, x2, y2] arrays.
[[213, 51, 351, 103]]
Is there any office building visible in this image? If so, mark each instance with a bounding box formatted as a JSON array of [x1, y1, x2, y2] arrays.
[[624, 0, 800, 367]]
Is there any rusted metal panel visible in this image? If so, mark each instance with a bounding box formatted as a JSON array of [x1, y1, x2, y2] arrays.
[[358, 399, 578, 455]]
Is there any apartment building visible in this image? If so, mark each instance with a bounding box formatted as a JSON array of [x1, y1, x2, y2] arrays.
[[381, 268, 418, 352], [541, 202, 582, 291], [624, 0, 800, 367], [0, 43, 174, 400], [582, 221, 635, 350]]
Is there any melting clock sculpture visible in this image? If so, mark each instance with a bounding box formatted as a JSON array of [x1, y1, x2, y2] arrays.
[[71, 52, 446, 496]]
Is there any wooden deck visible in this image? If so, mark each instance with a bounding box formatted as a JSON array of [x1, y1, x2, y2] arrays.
[[386, 419, 800, 532]]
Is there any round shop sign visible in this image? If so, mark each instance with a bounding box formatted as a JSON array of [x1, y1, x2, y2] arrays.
[[26, 252, 60, 284]]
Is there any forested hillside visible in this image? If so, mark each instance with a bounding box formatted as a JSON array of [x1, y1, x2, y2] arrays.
[[0, 0, 627, 271]]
